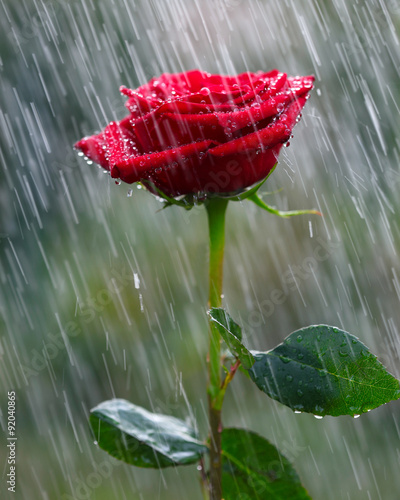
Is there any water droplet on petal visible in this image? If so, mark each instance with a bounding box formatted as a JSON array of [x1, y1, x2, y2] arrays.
[[200, 87, 211, 96]]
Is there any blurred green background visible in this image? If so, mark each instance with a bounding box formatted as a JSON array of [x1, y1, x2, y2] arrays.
[[1, 0, 400, 498]]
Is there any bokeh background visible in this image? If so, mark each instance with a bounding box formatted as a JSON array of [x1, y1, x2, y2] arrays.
[[1, 0, 400, 498]]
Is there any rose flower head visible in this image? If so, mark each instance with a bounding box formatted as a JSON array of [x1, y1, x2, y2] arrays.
[[75, 70, 314, 198]]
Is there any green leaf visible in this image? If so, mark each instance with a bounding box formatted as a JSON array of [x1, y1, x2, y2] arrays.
[[209, 308, 255, 369], [248, 193, 321, 218], [90, 399, 207, 468], [222, 428, 311, 500], [248, 325, 400, 417]]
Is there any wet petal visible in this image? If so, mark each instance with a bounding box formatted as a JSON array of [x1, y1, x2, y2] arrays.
[[112, 139, 218, 184], [209, 97, 307, 156]]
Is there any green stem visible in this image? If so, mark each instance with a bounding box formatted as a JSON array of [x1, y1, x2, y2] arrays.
[[199, 457, 209, 500], [206, 198, 228, 500]]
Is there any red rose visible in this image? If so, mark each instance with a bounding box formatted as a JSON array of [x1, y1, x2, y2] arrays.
[[75, 70, 313, 197]]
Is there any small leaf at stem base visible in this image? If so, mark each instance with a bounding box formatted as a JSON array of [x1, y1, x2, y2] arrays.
[[208, 308, 255, 369]]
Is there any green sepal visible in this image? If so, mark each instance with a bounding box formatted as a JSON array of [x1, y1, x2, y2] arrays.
[[142, 163, 280, 209], [224, 164, 277, 202], [248, 192, 321, 218], [142, 181, 197, 210]]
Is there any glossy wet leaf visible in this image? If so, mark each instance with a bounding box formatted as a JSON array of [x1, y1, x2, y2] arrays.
[[90, 399, 208, 468], [222, 428, 311, 500], [248, 325, 400, 416], [209, 308, 255, 369]]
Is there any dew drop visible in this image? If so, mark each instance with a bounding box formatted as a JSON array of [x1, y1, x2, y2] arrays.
[[200, 87, 211, 96], [314, 415, 323, 419], [127, 189, 133, 197]]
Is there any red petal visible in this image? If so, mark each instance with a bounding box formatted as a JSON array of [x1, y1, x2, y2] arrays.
[[113, 139, 218, 184], [209, 96, 307, 156], [74, 135, 109, 169], [120, 86, 162, 116]]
